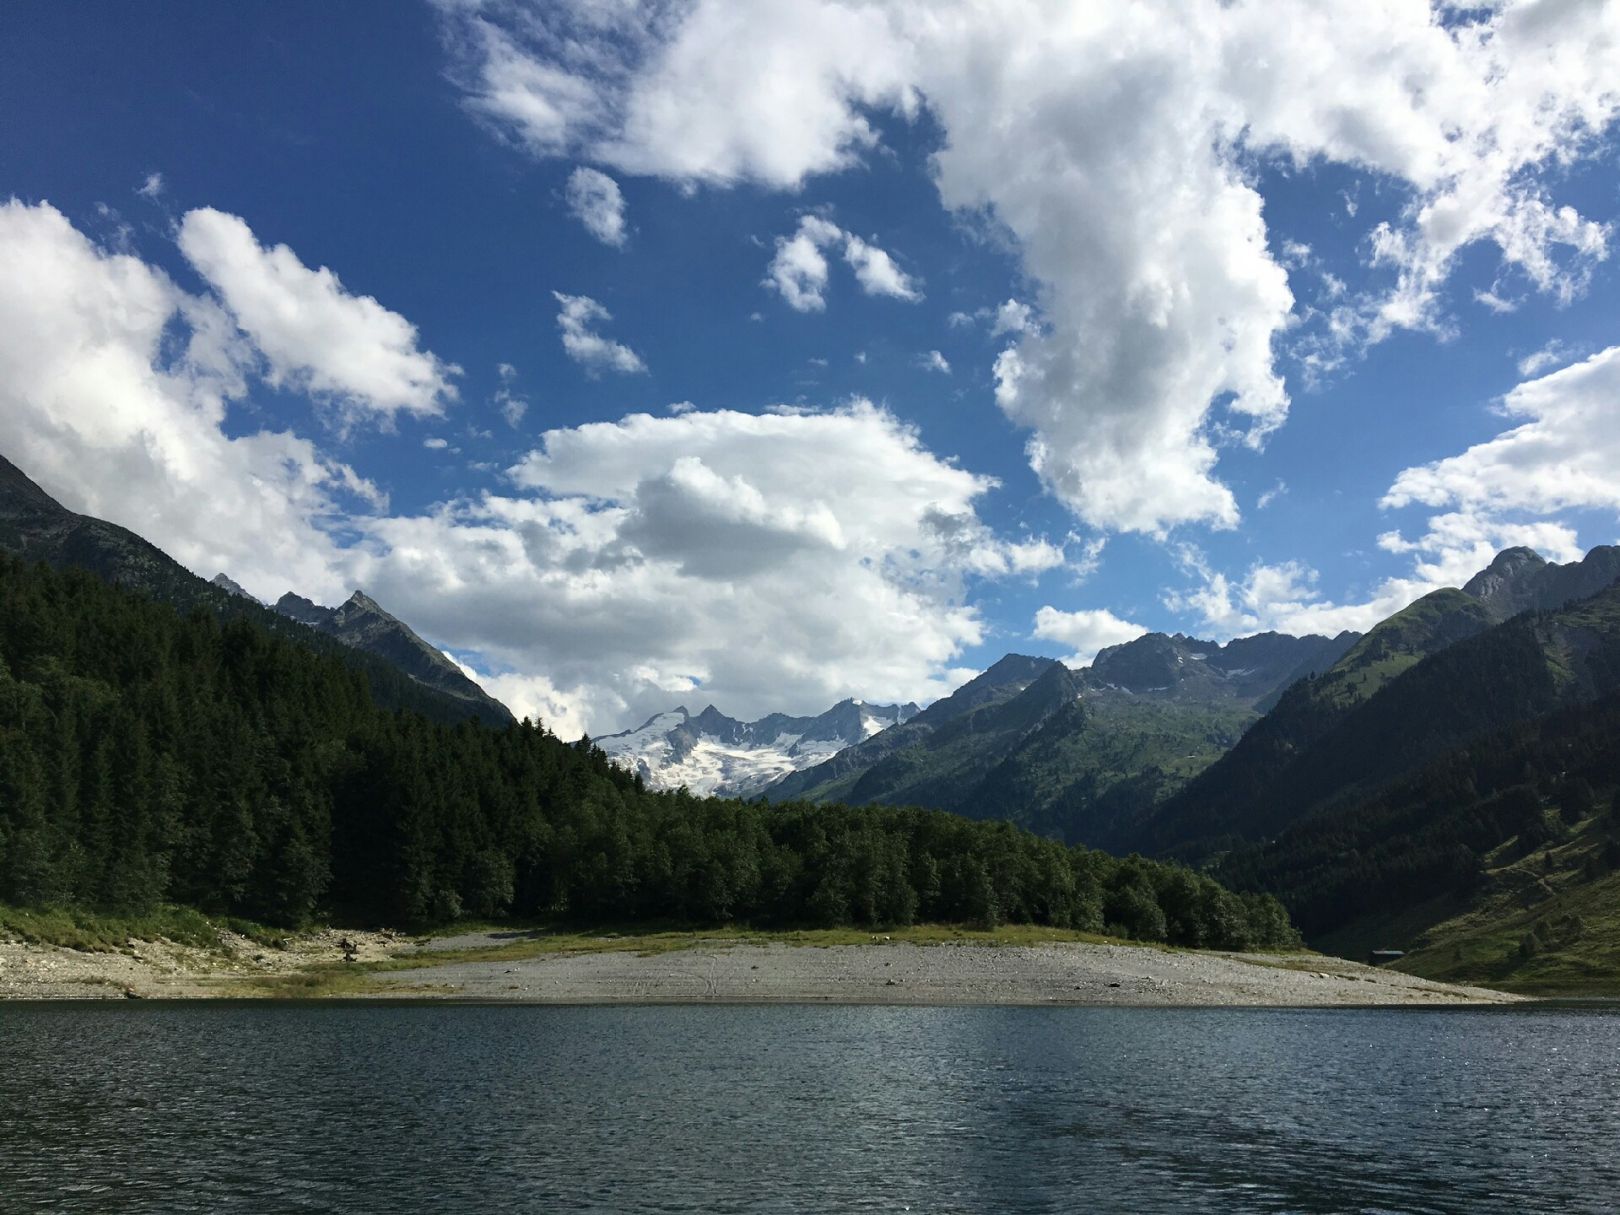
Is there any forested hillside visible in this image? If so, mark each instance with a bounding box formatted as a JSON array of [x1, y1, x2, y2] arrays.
[[1127, 588, 1497, 858], [0, 453, 506, 726], [1139, 582, 1620, 862], [0, 555, 1296, 948]]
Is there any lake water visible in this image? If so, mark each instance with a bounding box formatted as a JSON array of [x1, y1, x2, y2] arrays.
[[1, 1003, 1616, 1212]]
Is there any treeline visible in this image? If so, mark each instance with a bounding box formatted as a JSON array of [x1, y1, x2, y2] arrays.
[[0, 555, 1296, 947]]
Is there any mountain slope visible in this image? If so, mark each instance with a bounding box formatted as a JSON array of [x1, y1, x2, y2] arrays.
[[1125, 589, 1495, 856], [265, 589, 512, 723], [961, 630, 1358, 844], [762, 654, 1061, 805], [1216, 686, 1620, 990], [1, 452, 229, 609], [0, 451, 508, 725], [767, 632, 1356, 836], [596, 698, 920, 796], [1133, 546, 1620, 860]]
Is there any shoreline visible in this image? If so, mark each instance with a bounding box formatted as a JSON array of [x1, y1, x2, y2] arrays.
[[0, 928, 1523, 1007]]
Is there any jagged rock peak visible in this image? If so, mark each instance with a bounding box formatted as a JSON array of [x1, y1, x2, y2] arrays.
[[1462, 547, 1547, 596], [273, 592, 330, 626], [210, 572, 257, 601], [334, 589, 394, 620], [1463, 545, 1620, 621]]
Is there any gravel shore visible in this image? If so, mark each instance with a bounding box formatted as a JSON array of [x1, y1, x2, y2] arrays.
[[376, 937, 1520, 1007], [0, 930, 1521, 1006]]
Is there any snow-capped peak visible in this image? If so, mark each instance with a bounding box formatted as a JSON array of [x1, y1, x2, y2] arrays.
[[594, 697, 920, 797]]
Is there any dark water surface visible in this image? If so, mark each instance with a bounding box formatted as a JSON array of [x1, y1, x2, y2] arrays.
[[1, 1002, 1616, 1212]]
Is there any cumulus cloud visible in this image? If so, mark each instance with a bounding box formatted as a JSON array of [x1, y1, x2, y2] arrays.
[[843, 232, 920, 301], [1164, 549, 1328, 637], [435, 0, 918, 189], [1033, 605, 1148, 667], [990, 299, 1034, 337], [765, 214, 918, 311], [137, 171, 164, 199], [564, 165, 627, 246], [351, 401, 1056, 732], [1385, 345, 1620, 525], [0, 199, 373, 603], [552, 291, 646, 375], [177, 208, 459, 422], [919, 350, 950, 375], [765, 215, 839, 312], [438, 0, 1620, 539]]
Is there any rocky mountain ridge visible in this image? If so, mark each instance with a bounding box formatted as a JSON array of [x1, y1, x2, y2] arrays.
[[597, 698, 921, 797]]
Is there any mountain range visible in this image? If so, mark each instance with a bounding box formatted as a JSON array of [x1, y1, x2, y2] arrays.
[[0, 451, 511, 725], [596, 699, 920, 797], [761, 630, 1359, 847]]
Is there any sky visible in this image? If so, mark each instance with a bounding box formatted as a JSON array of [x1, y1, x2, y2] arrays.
[[2, 1, 1619, 738]]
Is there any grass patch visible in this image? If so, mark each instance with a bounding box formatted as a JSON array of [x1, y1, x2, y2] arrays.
[[376, 920, 1189, 972], [224, 963, 450, 999], [0, 902, 284, 954], [1389, 842, 1620, 995]]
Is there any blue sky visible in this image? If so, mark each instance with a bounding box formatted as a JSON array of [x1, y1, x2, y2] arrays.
[[2, 1, 1618, 736]]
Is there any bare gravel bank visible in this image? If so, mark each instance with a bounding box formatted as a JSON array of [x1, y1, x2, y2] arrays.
[[379, 939, 1520, 1007], [1, 930, 1523, 1005]]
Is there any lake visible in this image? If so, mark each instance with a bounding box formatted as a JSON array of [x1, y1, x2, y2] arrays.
[[1, 1003, 1615, 1212]]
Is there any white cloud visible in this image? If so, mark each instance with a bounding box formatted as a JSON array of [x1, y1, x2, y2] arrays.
[[1165, 549, 1326, 637], [553, 291, 646, 375], [493, 361, 528, 426], [1033, 605, 1148, 667], [919, 350, 950, 375], [177, 208, 459, 423], [137, 172, 164, 199], [843, 232, 920, 301], [564, 165, 627, 246], [0, 199, 372, 604], [1516, 339, 1575, 379], [1167, 506, 1588, 641], [436, 0, 918, 189], [440, 0, 1620, 540], [350, 401, 1054, 733], [765, 215, 839, 312], [424, 437, 450, 450], [765, 214, 918, 311], [990, 299, 1033, 337], [1256, 481, 1287, 510], [1385, 345, 1620, 524]]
